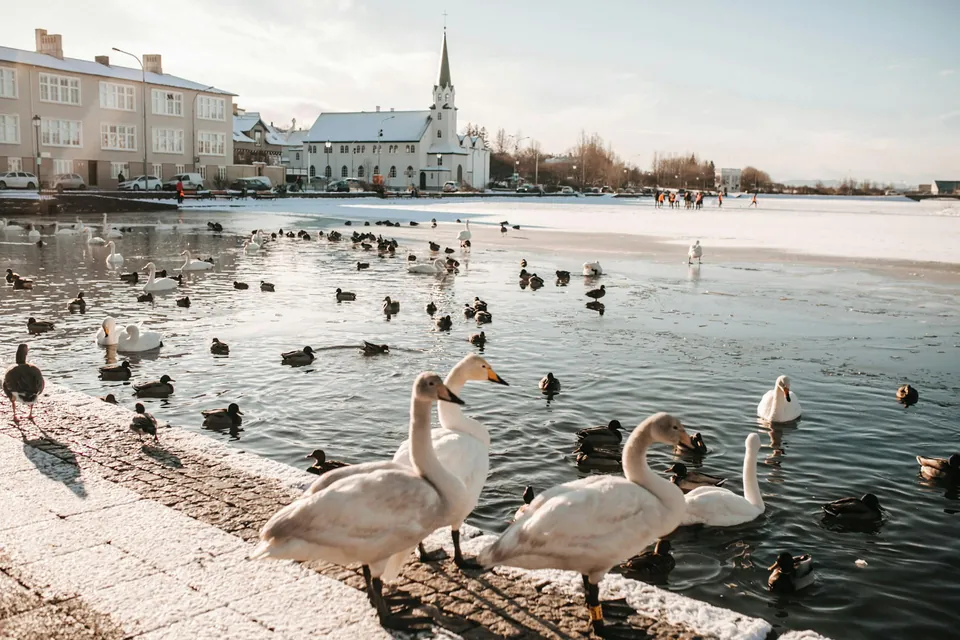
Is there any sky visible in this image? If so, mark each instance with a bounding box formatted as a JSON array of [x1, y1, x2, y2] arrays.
[[5, 0, 959, 184]]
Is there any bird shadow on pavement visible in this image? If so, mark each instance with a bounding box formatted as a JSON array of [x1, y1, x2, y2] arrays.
[[21, 435, 87, 498], [141, 446, 183, 468]]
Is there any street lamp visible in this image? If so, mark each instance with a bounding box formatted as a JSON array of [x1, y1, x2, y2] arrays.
[[112, 48, 148, 187], [377, 115, 395, 184], [324, 141, 332, 188], [436, 153, 442, 190], [572, 164, 578, 191], [515, 159, 520, 183], [32, 115, 41, 191]]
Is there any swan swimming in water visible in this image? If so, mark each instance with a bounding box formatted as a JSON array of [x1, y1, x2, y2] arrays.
[[53, 222, 79, 236], [96, 317, 119, 346], [84, 227, 107, 245], [0, 218, 25, 233], [142, 262, 179, 292], [101, 214, 123, 239], [27, 224, 41, 241], [583, 261, 603, 276], [407, 258, 446, 274], [179, 249, 213, 271], [457, 220, 472, 247], [680, 433, 764, 527], [105, 241, 124, 266], [757, 375, 802, 423], [116, 323, 164, 352]]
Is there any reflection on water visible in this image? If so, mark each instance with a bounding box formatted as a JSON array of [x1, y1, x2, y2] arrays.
[[1, 208, 959, 639]]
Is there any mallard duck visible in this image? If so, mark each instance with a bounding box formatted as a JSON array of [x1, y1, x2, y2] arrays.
[[473, 297, 488, 312], [667, 462, 726, 493], [137, 292, 154, 303], [768, 552, 814, 593], [426, 301, 437, 316], [344, 220, 353, 226], [176, 296, 191, 308], [529, 274, 544, 290], [576, 441, 621, 471], [896, 384, 919, 407], [500, 224, 507, 234], [436, 315, 453, 331], [519, 269, 531, 282], [202, 403, 244, 428], [100, 393, 118, 404], [576, 420, 623, 445], [520, 258, 528, 268], [210, 338, 230, 355], [429, 241, 441, 252], [119, 271, 139, 284], [12, 276, 34, 290], [335, 288, 356, 302], [3, 344, 44, 422], [305, 449, 350, 475], [463, 304, 476, 319], [260, 281, 275, 292], [357, 261, 370, 270], [67, 292, 87, 312], [513, 486, 535, 522], [675, 431, 708, 455], [539, 372, 561, 393], [469, 331, 486, 347], [617, 539, 675, 584], [586, 285, 606, 300], [822, 493, 882, 522], [431, 218, 437, 228], [361, 341, 389, 356], [234, 281, 249, 290], [475, 310, 492, 324], [512, 224, 520, 230], [556, 270, 571, 284], [382, 296, 400, 314], [26, 317, 55, 334], [281, 346, 315, 366], [5, 269, 19, 284], [130, 403, 159, 442], [360, 242, 373, 251], [99, 360, 132, 380], [133, 374, 175, 398], [916, 454, 960, 481]]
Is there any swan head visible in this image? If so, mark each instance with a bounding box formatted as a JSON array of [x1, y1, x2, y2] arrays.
[[142, 262, 156, 273], [776, 375, 792, 400], [307, 449, 326, 463], [413, 371, 465, 405], [522, 486, 534, 504], [101, 317, 117, 336], [456, 354, 509, 386], [181, 250, 191, 258], [745, 432, 761, 454], [640, 412, 692, 448], [125, 324, 140, 339]]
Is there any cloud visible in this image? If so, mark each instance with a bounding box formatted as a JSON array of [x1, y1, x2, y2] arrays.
[[886, 64, 906, 71], [939, 109, 960, 122], [940, 69, 956, 76]]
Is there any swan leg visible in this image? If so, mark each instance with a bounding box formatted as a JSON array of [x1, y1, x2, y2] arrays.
[[583, 577, 638, 638], [369, 576, 432, 630], [417, 542, 448, 562], [451, 529, 483, 571]]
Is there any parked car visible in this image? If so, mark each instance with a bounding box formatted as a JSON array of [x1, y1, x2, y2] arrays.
[[53, 173, 86, 191], [231, 176, 273, 191], [163, 173, 204, 191], [0, 171, 39, 190], [325, 178, 363, 193], [442, 181, 459, 193], [559, 186, 576, 195], [516, 183, 544, 194], [119, 175, 163, 191]]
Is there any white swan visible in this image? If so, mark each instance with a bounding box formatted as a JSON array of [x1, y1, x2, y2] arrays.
[[74, 217, 85, 233], [244, 237, 260, 253], [155, 220, 173, 231], [179, 249, 213, 271], [53, 222, 79, 236], [583, 261, 603, 276], [142, 262, 179, 292], [27, 224, 40, 241], [95, 317, 119, 346], [680, 433, 764, 527], [457, 220, 472, 243], [117, 323, 164, 352], [84, 227, 107, 246], [393, 354, 508, 568], [252, 372, 467, 628], [101, 213, 123, 239], [757, 375, 802, 423], [1, 218, 24, 233], [478, 413, 691, 636], [105, 241, 124, 266], [688, 240, 702, 264], [407, 258, 446, 274]]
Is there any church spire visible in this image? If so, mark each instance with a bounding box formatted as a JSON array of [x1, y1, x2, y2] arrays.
[[437, 30, 452, 89]]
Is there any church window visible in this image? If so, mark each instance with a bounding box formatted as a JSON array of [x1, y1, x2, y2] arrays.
[[404, 145, 409, 153], [340, 144, 348, 153], [295, 152, 300, 161], [406, 165, 413, 176], [358, 165, 365, 178], [438, 112, 442, 121], [373, 165, 379, 176], [445, 93, 449, 102], [325, 165, 332, 178], [341, 165, 348, 177], [437, 130, 442, 139], [362, 145, 366, 153], [410, 144, 415, 152], [389, 166, 397, 178], [309, 165, 315, 177], [437, 156, 443, 166]]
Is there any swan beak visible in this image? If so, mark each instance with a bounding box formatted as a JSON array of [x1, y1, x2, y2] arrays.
[[784, 388, 791, 401], [103, 328, 109, 337], [437, 385, 465, 405], [678, 429, 695, 449], [487, 369, 509, 386]]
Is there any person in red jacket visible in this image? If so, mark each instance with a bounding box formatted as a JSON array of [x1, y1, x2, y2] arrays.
[[176, 178, 184, 204]]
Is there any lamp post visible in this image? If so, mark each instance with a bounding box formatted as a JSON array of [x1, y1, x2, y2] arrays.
[[622, 168, 628, 190], [436, 153, 442, 190], [32, 115, 41, 191], [572, 164, 578, 192], [325, 141, 332, 188], [515, 159, 520, 183], [112, 48, 148, 186], [377, 115, 395, 185]]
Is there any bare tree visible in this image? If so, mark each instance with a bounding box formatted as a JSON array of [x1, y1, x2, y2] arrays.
[[494, 128, 509, 154]]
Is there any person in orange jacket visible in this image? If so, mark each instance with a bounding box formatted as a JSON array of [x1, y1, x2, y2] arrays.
[[176, 178, 184, 204]]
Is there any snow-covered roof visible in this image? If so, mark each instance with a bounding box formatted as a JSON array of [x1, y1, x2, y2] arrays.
[[428, 139, 468, 155], [233, 131, 255, 144], [305, 111, 431, 143], [457, 134, 485, 149], [279, 129, 309, 147], [0, 46, 235, 95]]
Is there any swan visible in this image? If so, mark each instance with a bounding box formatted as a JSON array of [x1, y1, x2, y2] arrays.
[[101, 214, 123, 239], [252, 372, 468, 630], [142, 262, 179, 292], [244, 237, 260, 253], [688, 240, 702, 264], [457, 220, 472, 246], [583, 261, 603, 276], [757, 375, 802, 423], [408, 258, 446, 274], [27, 224, 40, 241], [478, 413, 692, 637], [53, 222, 79, 236], [393, 355, 509, 569], [84, 227, 107, 245], [1, 219, 25, 233], [74, 217, 85, 233], [96, 317, 119, 346], [117, 323, 164, 352], [179, 249, 213, 271], [155, 220, 174, 231], [680, 432, 764, 527], [105, 241, 124, 266]]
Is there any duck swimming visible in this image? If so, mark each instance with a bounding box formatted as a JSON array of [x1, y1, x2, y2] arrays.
[[617, 539, 675, 585], [668, 462, 726, 493], [176, 296, 190, 308], [917, 454, 960, 481], [472, 297, 488, 312], [67, 292, 87, 313], [137, 292, 154, 303], [768, 552, 814, 593], [12, 275, 34, 290], [577, 420, 622, 445], [475, 310, 492, 324], [469, 331, 486, 347], [335, 288, 356, 302], [463, 304, 476, 319], [555, 270, 571, 284], [305, 449, 349, 475], [426, 301, 437, 316], [357, 261, 370, 270], [539, 372, 561, 394], [202, 403, 244, 429], [260, 281, 275, 292], [382, 296, 400, 314], [119, 271, 139, 284], [360, 341, 389, 356], [5, 269, 19, 283], [576, 441, 622, 472], [210, 338, 230, 355], [26, 317, 55, 334], [281, 345, 315, 366], [822, 493, 882, 523], [133, 374, 175, 398], [99, 360, 132, 381], [896, 384, 919, 407], [233, 281, 249, 290], [675, 431, 708, 455], [436, 315, 453, 331]]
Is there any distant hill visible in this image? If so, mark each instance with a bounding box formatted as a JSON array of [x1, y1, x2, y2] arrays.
[[782, 179, 842, 187]]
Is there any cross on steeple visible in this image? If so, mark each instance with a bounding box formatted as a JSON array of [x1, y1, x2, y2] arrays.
[[442, 11, 448, 31]]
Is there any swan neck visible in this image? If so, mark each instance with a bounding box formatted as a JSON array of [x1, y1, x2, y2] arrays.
[[438, 364, 488, 442], [409, 397, 463, 505], [743, 445, 763, 507], [622, 427, 683, 509]]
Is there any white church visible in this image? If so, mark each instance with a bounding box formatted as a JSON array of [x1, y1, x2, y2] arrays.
[[302, 31, 490, 191]]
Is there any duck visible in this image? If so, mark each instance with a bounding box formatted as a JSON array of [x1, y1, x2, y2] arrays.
[[513, 486, 535, 522], [335, 288, 356, 302], [757, 375, 802, 422], [675, 431, 708, 455], [426, 301, 437, 316], [896, 384, 919, 407], [475, 310, 492, 324], [5, 269, 19, 283], [305, 449, 349, 475], [179, 249, 213, 272], [234, 281, 249, 290], [529, 274, 545, 289], [583, 261, 603, 276], [457, 220, 472, 247], [130, 403, 159, 443], [500, 224, 507, 234], [617, 539, 676, 584], [539, 372, 561, 394], [207, 221, 224, 232], [133, 374, 175, 398], [281, 346, 315, 366], [252, 372, 467, 628], [586, 285, 606, 300], [472, 297, 488, 312], [519, 269, 531, 283], [27, 224, 41, 241], [3, 344, 45, 422], [105, 241, 124, 266], [142, 262, 179, 293], [12, 275, 34, 290], [137, 292, 154, 303], [436, 315, 453, 331], [382, 296, 400, 314], [917, 454, 960, 481], [360, 341, 389, 356], [469, 331, 486, 347], [99, 360, 132, 380], [463, 304, 476, 319], [431, 218, 437, 228], [520, 258, 528, 268], [83, 227, 107, 246], [408, 258, 446, 274], [357, 261, 370, 270], [822, 493, 883, 523], [210, 338, 230, 355], [478, 413, 692, 636], [429, 241, 441, 252], [116, 323, 164, 352], [67, 292, 87, 313], [577, 420, 623, 445], [100, 393, 118, 404], [201, 403, 244, 429], [768, 552, 814, 593], [681, 433, 763, 527], [26, 317, 55, 335], [668, 462, 726, 493], [576, 441, 622, 472], [260, 281, 275, 292], [393, 356, 508, 569], [101, 213, 123, 239], [176, 296, 191, 308]]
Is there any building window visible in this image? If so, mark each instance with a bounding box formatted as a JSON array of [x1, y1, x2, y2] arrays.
[[309, 165, 315, 177], [0, 114, 19, 144], [152, 89, 183, 116], [406, 165, 413, 177], [110, 162, 129, 178], [198, 165, 206, 179], [99, 82, 135, 111], [410, 144, 415, 153], [53, 159, 72, 175], [357, 165, 365, 178], [197, 96, 225, 121], [153, 128, 184, 154], [8, 157, 22, 171], [437, 156, 443, 166], [340, 144, 348, 153], [437, 130, 442, 138], [325, 165, 332, 178], [389, 165, 397, 178], [39, 73, 81, 105], [254, 130, 262, 145], [197, 131, 225, 156], [445, 93, 449, 102], [100, 123, 136, 151], [438, 112, 442, 120], [152, 163, 163, 179], [0, 67, 19, 99], [341, 165, 348, 177], [295, 152, 300, 161], [362, 145, 366, 153], [175, 163, 185, 174], [373, 165, 379, 176], [41, 119, 82, 147], [217, 166, 226, 180]]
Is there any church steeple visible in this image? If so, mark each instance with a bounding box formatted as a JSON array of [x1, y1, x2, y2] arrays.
[[437, 31, 452, 89]]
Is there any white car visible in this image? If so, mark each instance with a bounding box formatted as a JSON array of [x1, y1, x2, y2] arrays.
[[559, 186, 576, 195], [442, 181, 459, 193], [119, 175, 163, 191], [163, 173, 204, 191], [0, 171, 39, 190]]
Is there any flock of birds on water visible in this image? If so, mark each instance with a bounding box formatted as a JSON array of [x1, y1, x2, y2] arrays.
[[1, 213, 952, 636]]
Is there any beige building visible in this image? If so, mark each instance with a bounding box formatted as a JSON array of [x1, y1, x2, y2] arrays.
[[0, 29, 234, 189]]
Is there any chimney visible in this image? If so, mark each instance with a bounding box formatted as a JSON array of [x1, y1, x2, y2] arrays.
[[232, 103, 239, 116], [35, 29, 64, 59], [376, 105, 380, 112], [95, 55, 110, 66], [143, 54, 162, 74]]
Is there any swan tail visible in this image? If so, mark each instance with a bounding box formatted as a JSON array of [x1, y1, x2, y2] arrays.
[[477, 526, 522, 568]]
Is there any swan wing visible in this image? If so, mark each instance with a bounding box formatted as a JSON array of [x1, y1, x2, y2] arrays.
[[682, 487, 762, 526], [757, 389, 776, 420]]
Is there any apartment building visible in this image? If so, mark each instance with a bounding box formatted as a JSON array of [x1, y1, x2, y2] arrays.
[[0, 29, 234, 188]]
